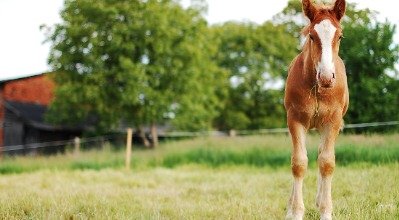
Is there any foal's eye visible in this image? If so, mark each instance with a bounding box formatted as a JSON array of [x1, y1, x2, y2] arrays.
[[309, 34, 314, 41]]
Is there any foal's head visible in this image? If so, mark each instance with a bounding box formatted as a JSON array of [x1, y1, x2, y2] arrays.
[[302, 0, 346, 88]]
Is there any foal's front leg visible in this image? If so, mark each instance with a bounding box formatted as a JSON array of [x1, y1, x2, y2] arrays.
[[316, 124, 340, 220], [286, 121, 308, 220]]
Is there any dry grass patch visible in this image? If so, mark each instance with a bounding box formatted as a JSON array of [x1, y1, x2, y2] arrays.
[[0, 164, 397, 219]]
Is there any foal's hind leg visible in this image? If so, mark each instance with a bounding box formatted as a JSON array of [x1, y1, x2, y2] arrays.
[[316, 124, 340, 220], [286, 120, 308, 220]]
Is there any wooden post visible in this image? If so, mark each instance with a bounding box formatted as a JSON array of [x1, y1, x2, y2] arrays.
[[74, 137, 80, 156], [125, 128, 133, 170]]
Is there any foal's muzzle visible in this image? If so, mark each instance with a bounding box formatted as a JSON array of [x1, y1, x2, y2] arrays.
[[317, 71, 335, 88]]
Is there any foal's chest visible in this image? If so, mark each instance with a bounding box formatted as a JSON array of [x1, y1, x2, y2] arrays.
[[309, 89, 345, 128]]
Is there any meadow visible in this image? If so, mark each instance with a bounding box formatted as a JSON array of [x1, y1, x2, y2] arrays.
[[0, 134, 398, 219]]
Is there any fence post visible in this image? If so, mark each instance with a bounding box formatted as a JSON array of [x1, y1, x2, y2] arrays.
[[125, 128, 133, 170], [74, 137, 81, 156]]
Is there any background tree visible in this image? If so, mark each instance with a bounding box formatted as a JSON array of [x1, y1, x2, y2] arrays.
[[46, 0, 399, 138], [212, 22, 297, 130], [340, 7, 399, 131], [46, 0, 226, 146]]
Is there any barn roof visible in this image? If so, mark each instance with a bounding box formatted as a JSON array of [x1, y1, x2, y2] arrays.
[[0, 72, 55, 85]]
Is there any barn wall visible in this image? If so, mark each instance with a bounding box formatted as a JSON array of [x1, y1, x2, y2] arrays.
[[3, 75, 55, 105], [3, 108, 24, 147]]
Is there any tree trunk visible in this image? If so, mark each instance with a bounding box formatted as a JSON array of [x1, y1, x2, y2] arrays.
[[150, 123, 158, 148], [138, 126, 150, 148]]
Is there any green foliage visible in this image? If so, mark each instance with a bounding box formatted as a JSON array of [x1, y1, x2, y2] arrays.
[[340, 6, 399, 131], [46, 0, 225, 132], [212, 22, 297, 130], [45, 0, 399, 133]]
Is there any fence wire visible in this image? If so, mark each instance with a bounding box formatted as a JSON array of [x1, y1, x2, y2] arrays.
[[2, 134, 124, 153], [1, 121, 398, 153], [164, 121, 399, 137]]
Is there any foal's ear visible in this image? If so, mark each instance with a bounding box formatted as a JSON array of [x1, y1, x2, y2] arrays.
[[302, 0, 317, 21], [333, 0, 346, 21]]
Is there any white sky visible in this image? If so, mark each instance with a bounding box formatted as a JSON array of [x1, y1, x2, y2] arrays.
[[0, 0, 398, 80]]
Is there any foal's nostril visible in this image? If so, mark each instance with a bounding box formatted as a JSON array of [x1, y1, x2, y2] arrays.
[[332, 73, 335, 79]]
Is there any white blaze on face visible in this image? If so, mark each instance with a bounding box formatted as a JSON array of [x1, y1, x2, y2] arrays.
[[314, 19, 337, 77]]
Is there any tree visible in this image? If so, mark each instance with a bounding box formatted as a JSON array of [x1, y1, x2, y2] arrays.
[[45, 0, 226, 145], [340, 7, 399, 131], [212, 21, 297, 130]]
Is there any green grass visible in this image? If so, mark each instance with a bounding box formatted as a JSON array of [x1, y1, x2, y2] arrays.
[[0, 134, 398, 219], [0, 165, 397, 219], [0, 149, 126, 174], [1, 134, 398, 174], [150, 133, 399, 168], [161, 144, 399, 168]]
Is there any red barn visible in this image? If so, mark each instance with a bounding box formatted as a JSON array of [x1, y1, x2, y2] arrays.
[[0, 73, 82, 155]]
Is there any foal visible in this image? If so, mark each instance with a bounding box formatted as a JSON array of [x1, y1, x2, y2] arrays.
[[284, 0, 349, 219]]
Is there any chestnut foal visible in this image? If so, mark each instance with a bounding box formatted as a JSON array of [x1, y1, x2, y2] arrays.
[[284, 0, 349, 219]]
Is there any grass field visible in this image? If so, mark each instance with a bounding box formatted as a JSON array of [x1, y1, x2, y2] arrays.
[[0, 134, 398, 219]]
